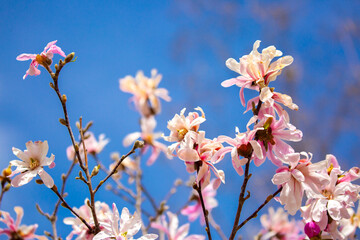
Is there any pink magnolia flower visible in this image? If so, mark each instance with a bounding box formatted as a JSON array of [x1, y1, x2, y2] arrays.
[[252, 114, 302, 166], [16, 40, 66, 79], [10, 140, 55, 188], [177, 131, 225, 189], [304, 221, 321, 239], [123, 116, 170, 165], [222, 40, 293, 106], [181, 179, 218, 225], [256, 207, 304, 240], [151, 212, 205, 240], [301, 167, 360, 234], [163, 107, 205, 144], [63, 199, 111, 240], [120, 69, 171, 117], [0, 206, 47, 240], [272, 152, 330, 215], [214, 127, 264, 175], [66, 132, 109, 160], [94, 203, 158, 240]]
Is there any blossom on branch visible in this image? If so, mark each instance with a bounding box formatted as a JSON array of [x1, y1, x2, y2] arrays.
[[94, 203, 158, 240], [0, 206, 46, 240], [151, 212, 205, 240], [120, 69, 171, 117], [222, 40, 293, 106], [123, 116, 170, 165], [16, 40, 66, 79], [10, 140, 55, 188]]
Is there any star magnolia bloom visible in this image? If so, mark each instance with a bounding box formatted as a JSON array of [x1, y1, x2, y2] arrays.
[[163, 107, 206, 143], [123, 116, 170, 165], [256, 207, 305, 240], [301, 167, 360, 233], [151, 212, 205, 240], [16, 40, 66, 79], [251, 114, 302, 166], [214, 127, 263, 175], [120, 69, 171, 117], [64, 200, 110, 240], [177, 131, 225, 189], [10, 140, 55, 188], [94, 204, 158, 240], [222, 40, 293, 106], [181, 179, 218, 225], [67, 132, 109, 160], [0, 206, 47, 240], [272, 152, 330, 215]]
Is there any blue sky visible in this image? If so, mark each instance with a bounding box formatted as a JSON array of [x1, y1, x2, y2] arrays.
[[0, 0, 359, 239]]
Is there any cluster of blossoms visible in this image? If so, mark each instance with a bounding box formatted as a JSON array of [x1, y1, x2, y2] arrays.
[[120, 69, 172, 165], [63, 200, 157, 240], [3, 39, 359, 240]]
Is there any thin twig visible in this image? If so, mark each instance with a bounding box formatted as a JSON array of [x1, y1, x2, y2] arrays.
[[51, 186, 92, 231], [236, 187, 282, 231], [229, 161, 251, 240], [93, 142, 140, 194], [195, 180, 212, 240]]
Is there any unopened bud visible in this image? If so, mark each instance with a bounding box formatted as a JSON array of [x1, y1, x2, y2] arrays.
[[3, 184, 10, 192], [2, 166, 12, 177], [59, 118, 67, 126], [49, 82, 55, 89], [35, 179, 44, 185], [62, 94, 67, 103], [91, 165, 100, 177], [65, 52, 75, 63], [134, 140, 144, 149]]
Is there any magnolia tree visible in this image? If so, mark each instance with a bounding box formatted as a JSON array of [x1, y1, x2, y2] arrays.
[[0, 40, 359, 240]]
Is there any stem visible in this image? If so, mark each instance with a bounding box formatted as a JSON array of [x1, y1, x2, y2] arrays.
[[51, 186, 92, 231], [93, 144, 138, 194], [229, 161, 251, 240], [195, 180, 212, 240], [135, 156, 147, 234], [236, 187, 282, 231]]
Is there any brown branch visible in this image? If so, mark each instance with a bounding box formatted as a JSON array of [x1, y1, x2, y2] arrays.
[[236, 187, 282, 231], [93, 142, 140, 194], [229, 161, 251, 240], [50, 186, 92, 231], [194, 179, 212, 240]]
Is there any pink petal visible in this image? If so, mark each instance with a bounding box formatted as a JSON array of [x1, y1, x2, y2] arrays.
[[38, 169, 54, 188], [16, 53, 36, 61]]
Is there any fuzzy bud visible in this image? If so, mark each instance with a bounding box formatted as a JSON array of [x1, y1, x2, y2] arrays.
[[304, 221, 321, 239]]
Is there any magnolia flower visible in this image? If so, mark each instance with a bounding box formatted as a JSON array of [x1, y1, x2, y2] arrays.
[[120, 69, 171, 117], [301, 167, 360, 233], [256, 207, 304, 240], [163, 107, 206, 144], [10, 140, 55, 188], [252, 114, 302, 166], [271, 152, 330, 215], [94, 204, 158, 240], [151, 212, 205, 240], [0, 206, 47, 240], [123, 116, 170, 165], [214, 127, 263, 175], [67, 132, 109, 160], [177, 131, 225, 189], [222, 40, 293, 106], [64, 200, 111, 240], [181, 179, 218, 225], [16, 40, 66, 79]]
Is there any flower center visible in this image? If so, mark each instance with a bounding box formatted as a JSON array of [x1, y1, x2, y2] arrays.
[[142, 133, 153, 144], [321, 189, 333, 199], [29, 158, 40, 170], [237, 142, 253, 158], [255, 117, 275, 151], [177, 128, 188, 141]]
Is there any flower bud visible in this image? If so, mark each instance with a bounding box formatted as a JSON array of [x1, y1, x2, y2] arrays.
[[2, 166, 12, 177], [304, 221, 321, 239]]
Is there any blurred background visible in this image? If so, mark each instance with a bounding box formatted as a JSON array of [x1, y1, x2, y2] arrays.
[[0, 0, 359, 239]]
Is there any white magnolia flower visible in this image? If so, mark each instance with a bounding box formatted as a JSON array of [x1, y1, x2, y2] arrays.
[[94, 204, 158, 240], [10, 140, 55, 188]]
